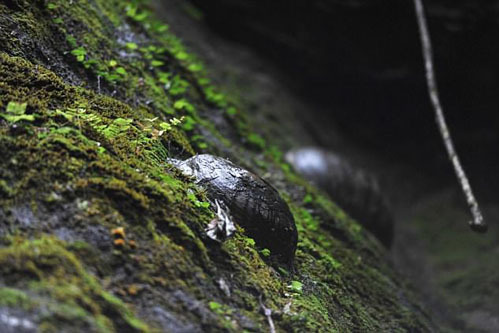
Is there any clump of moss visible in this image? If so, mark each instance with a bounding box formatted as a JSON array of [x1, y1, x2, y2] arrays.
[[0, 236, 149, 332]]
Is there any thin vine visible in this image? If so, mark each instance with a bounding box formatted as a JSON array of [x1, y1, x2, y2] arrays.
[[413, 0, 487, 232]]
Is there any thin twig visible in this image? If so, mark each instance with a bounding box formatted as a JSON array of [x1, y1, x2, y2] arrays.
[[259, 296, 276, 333], [413, 0, 487, 232]]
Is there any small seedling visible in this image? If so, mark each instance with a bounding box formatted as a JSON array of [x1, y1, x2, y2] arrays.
[[181, 116, 196, 131], [151, 60, 164, 67], [260, 248, 271, 257], [71, 47, 86, 62], [247, 133, 266, 150], [126, 42, 138, 51], [287, 280, 303, 294], [173, 99, 195, 113]]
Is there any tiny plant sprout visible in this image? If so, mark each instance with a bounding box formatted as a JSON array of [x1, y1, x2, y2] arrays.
[[260, 248, 271, 257], [126, 42, 138, 50], [287, 280, 303, 294], [71, 47, 86, 62], [208, 301, 222, 312]]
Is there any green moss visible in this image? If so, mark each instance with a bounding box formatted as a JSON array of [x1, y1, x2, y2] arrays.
[[0, 236, 149, 332], [247, 132, 266, 150], [207, 301, 237, 330], [0, 287, 33, 309], [0, 0, 434, 331]]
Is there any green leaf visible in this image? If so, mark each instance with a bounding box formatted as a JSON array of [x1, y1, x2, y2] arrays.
[[157, 72, 170, 85], [2, 115, 35, 122], [154, 24, 169, 33], [181, 116, 195, 131], [133, 11, 148, 22], [226, 107, 237, 116], [288, 280, 303, 293], [173, 99, 195, 113], [197, 142, 208, 149], [260, 248, 271, 257], [83, 59, 98, 69], [71, 47, 86, 62], [115, 67, 127, 76], [6, 101, 27, 115], [159, 122, 172, 131], [125, 5, 137, 17], [198, 201, 210, 208], [126, 42, 138, 51], [278, 267, 289, 277], [3, 102, 33, 123], [106, 74, 120, 82], [247, 133, 266, 149], [245, 238, 256, 247], [208, 302, 222, 311], [71, 47, 86, 56], [108, 60, 118, 67], [113, 118, 132, 128], [169, 117, 183, 126], [101, 118, 132, 139], [66, 35, 77, 48], [151, 60, 164, 67], [169, 76, 189, 95], [175, 51, 188, 60], [303, 194, 314, 204], [187, 193, 209, 208], [198, 77, 210, 86], [187, 63, 203, 72]]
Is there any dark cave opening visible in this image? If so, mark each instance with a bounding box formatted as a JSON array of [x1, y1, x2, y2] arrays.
[[189, 0, 499, 201]]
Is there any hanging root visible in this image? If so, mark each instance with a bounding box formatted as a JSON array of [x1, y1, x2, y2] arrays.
[[413, 0, 487, 232]]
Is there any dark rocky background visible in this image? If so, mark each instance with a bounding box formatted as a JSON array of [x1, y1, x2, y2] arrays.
[[189, 0, 499, 198]]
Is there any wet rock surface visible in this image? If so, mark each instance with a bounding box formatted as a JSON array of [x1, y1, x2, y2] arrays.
[[171, 154, 298, 265], [148, 306, 203, 333], [286, 147, 393, 247], [0, 307, 37, 333]]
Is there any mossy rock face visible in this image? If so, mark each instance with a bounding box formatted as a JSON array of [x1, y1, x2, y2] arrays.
[[0, 237, 148, 332], [0, 0, 434, 331]]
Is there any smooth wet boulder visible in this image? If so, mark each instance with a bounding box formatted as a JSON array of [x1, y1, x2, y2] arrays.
[[171, 154, 298, 266], [286, 147, 394, 247]]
